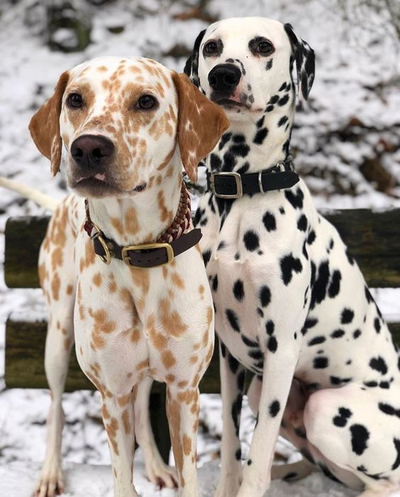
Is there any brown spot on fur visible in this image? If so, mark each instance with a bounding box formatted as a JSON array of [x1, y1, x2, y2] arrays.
[[166, 374, 176, 384], [171, 272, 185, 290], [51, 273, 60, 300], [122, 408, 132, 434], [93, 273, 102, 287], [160, 298, 188, 338], [162, 350, 177, 369], [183, 434, 192, 456]]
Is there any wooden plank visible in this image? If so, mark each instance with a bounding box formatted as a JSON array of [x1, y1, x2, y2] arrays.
[[4, 216, 49, 288], [5, 317, 221, 392], [5, 317, 400, 391], [324, 209, 400, 288], [5, 209, 400, 289]]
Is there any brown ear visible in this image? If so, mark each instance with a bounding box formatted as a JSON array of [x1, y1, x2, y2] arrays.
[[29, 71, 70, 176], [172, 72, 229, 182]]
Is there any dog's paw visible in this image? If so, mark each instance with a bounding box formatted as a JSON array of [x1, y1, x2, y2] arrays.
[[145, 457, 178, 489], [34, 465, 64, 497]]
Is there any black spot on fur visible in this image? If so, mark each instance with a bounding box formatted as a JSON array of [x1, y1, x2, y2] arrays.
[[212, 274, 218, 292], [285, 188, 304, 209], [278, 94, 290, 106], [331, 329, 345, 339], [369, 356, 388, 375], [259, 285, 271, 307], [308, 336, 326, 346], [341, 308, 354, 324], [265, 59, 273, 71], [249, 348, 263, 360], [301, 317, 318, 335], [235, 448, 241, 460], [333, 407, 353, 427], [233, 280, 245, 302], [278, 116, 289, 127], [314, 357, 329, 369], [310, 261, 330, 309], [218, 132, 232, 150], [243, 230, 260, 251], [269, 400, 281, 418], [307, 230, 316, 245], [353, 329, 362, 339], [297, 214, 308, 231], [226, 309, 241, 332], [350, 424, 370, 455], [254, 128, 269, 145], [237, 370, 246, 391], [374, 317, 381, 334], [241, 335, 259, 348], [392, 439, 400, 470], [378, 403, 400, 418], [265, 320, 275, 335], [210, 153, 222, 171], [267, 336, 278, 353], [202, 250, 211, 267], [330, 376, 352, 386], [263, 211, 277, 231], [228, 353, 240, 374], [280, 254, 303, 285], [328, 270, 341, 298]]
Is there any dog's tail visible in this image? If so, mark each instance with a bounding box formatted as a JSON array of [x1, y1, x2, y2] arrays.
[[0, 177, 59, 212]]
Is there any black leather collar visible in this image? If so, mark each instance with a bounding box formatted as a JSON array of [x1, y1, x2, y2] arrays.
[[206, 159, 299, 199]]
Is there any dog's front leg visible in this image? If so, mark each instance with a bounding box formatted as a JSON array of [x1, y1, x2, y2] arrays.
[[134, 376, 178, 488], [100, 392, 138, 497], [166, 385, 201, 497], [215, 342, 246, 497], [237, 346, 299, 497]]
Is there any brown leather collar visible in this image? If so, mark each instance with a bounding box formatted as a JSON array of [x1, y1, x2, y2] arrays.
[[83, 183, 202, 268]]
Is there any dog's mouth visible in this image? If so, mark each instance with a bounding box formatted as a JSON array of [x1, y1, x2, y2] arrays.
[[72, 173, 147, 198]]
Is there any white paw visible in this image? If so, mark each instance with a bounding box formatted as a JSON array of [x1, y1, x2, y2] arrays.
[[34, 461, 64, 497], [145, 456, 178, 489]]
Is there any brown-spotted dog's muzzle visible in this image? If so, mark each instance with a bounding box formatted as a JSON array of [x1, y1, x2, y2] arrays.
[[70, 134, 123, 198]]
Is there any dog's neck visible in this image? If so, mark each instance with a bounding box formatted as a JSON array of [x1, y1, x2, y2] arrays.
[[87, 152, 182, 246], [206, 90, 296, 175]]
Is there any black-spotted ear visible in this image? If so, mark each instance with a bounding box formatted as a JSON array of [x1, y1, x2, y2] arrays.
[[184, 29, 206, 88], [284, 23, 315, 104]]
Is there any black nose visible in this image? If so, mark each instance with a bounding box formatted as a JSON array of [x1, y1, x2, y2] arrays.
[[208, 64, 242, 92], [71, 135, 114, 169]]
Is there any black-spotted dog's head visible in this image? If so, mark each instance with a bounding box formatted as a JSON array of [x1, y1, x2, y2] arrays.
[[185, 17, 315, 127]]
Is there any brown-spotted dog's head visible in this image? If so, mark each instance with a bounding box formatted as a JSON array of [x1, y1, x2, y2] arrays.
[[29, 56, 229, 198]]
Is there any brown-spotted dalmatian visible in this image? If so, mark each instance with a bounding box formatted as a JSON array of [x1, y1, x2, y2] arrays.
[[185, 17, 400, 497], [27, 56, 229, 497]]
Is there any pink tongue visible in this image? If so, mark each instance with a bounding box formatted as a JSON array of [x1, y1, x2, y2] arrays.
[[94, 173, 106, 181]]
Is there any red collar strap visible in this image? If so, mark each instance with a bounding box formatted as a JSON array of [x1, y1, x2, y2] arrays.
[[83, 183, 202, 268]]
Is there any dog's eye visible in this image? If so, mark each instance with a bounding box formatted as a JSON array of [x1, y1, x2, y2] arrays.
[[136, 95, 158, 110], [204, 41, 218, 56], [67, 93, 83, 109], [257, 41, 274, 56]]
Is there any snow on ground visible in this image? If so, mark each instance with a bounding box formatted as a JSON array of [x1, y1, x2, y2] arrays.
[[1, 0, 400, 496], [0, 459, 363, 497]]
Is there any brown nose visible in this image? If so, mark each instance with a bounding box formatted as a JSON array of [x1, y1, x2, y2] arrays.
[[71, 135, 114, 169]]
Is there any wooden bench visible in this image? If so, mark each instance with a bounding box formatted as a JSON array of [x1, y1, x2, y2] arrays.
[[4, 209, 400, 461]]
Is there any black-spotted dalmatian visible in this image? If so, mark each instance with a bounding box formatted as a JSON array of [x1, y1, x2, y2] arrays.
[[185, 17, 400, 497]]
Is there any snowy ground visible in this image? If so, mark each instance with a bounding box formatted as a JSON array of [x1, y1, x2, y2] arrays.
[[1, 459, 363, 497], [1, 0, 400, 496]]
